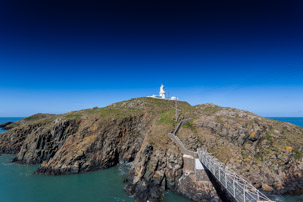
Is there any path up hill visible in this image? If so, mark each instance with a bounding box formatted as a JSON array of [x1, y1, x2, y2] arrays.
[[0, 97, 302, 201]]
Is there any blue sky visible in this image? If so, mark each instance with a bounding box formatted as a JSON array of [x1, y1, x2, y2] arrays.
[[0, 0, 302, 117]]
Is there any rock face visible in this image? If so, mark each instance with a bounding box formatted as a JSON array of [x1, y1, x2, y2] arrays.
[[0, 122, 14, 130], [36, 116, 148, 175], [125, 142, 184, 201], [178, 174, 221, 202], [13, 119, 81, 164], [0, 122, 49, 154], [0, 98, 303, 201], [188, 104, 303, 195]]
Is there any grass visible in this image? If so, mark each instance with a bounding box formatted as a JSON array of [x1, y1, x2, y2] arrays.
[[182, 121, 195, 131], [65, 114, 82, 119], [15, 115, 58, 130], [157, 109, 176, 126], [23, 113, 54, 121], [265, 132, 273, 142], [241, 147, 249, 159], [282, 126, 288, 135], [199, 105, 221, 115], [294, 148, 303, 160], [209, 146, 232, 162], [63, 105, 139, 121], [23, 114, 43, 121], [216, 116, 224, 124], [255, 152, 264, 162]]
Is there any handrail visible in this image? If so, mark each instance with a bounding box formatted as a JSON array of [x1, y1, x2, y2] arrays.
[[169, 119, 274, 202], [169, 118, 197, 157], [198, 148, 274, 202], [173, 118, 192, 134], [168, 133, 196, 157]]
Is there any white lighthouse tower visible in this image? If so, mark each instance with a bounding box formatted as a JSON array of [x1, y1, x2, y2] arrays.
[[147, 84, 178, 100], [159, 84, 166, 99]]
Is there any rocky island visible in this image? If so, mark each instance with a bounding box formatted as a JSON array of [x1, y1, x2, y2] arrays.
[[0, 97, 303, 201]]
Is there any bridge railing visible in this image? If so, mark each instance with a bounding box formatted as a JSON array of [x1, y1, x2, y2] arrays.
[[168, 133, 197, 157], [173, 118, 192, 134], [169, 118, 198, 157], [198, 148, 273, 202], [169, 119, 273, 202]]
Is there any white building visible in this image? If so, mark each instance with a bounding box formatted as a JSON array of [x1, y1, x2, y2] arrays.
[[159, 84, 166, 99], [148, 84, 179, 100]]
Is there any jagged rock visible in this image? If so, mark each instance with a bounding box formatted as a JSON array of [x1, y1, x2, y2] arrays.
[[178, 174, 221, 202], [0, 122, 14, 130], [0, 98, 303, 201]]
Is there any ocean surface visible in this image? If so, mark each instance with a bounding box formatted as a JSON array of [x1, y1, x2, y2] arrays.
[[0, 117, 303, 202], [0, 117, 190, 202], [268, 117, 303, 128], [0, 117, 23, 134]]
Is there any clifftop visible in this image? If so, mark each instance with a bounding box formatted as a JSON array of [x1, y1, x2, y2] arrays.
[[0, 97, 303, 201], [0, 113, 55, 130]]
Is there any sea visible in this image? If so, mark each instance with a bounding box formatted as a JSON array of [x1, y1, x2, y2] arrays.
[[0, 117, 190, 202], [0, 117, 302, 202]]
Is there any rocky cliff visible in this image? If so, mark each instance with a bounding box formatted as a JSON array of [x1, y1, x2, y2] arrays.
[[0, 98, 303, 201]]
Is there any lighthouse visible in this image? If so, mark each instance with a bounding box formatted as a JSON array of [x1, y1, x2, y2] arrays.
[[147, 84, 178, 100], [159, 84, 166, 99]]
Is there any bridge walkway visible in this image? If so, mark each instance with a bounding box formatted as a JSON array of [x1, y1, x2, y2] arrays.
[[168, 119, 274, 202]]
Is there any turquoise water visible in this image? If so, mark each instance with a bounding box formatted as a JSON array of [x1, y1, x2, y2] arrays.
[[0, 117, 190, 202], [268, 117, 303, 127], [0, 117, 24, 134], [0, 155, 132, 202], [1, 117, 303, 202]]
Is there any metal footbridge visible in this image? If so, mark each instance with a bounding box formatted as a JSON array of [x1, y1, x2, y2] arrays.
[[198, 148, 273, 202], [169, 119, 274, 202]]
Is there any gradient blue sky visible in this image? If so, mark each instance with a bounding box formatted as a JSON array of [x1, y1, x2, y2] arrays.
[[0, 0, 303, 117]]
